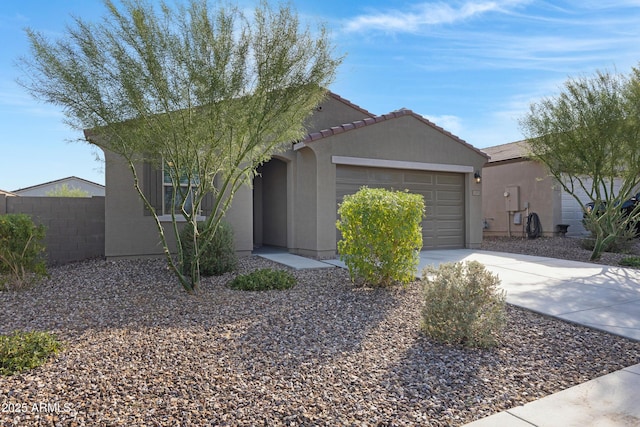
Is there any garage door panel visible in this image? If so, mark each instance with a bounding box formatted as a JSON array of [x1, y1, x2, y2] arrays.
[[336, 166, 369, 181], [405, 173, 434, 184], [437, 190, 463, 202], [437, 221, 465, 232], [371, 170, 402, 183], [336, 165, 465, 250], [436, 174, 463, 185], [437, 206, 463, 216]]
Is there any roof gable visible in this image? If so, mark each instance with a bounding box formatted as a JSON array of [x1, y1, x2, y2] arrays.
[[14, 176, 104, 193], [295, 108, 488, 159], [325, 91, 375, 117]]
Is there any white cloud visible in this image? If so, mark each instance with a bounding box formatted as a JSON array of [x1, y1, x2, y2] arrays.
[[344, 1, 528, 33]]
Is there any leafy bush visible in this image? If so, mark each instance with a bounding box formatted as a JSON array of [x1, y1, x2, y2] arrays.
[[228, 268, 296, 291], [336, 187, 425, 287], [420, 261, 506, 348], [45, 183, 90, 197], [0, 331, 62, 376], [0, 214, 47, 291], [180, 221, 237, 277], [619, 256, 640, 267]]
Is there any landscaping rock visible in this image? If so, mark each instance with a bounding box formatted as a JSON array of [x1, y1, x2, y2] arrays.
[[0, 253, 639, 426]]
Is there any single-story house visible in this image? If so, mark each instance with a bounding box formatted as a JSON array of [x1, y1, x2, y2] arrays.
[[481, 140, 605, 237], [0, 189, 17, 197], [100, 92, 488, 259], [13, 176, 105, 197]]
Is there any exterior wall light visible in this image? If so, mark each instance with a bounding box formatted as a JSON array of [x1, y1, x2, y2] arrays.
[[474, 171, 482, 184]]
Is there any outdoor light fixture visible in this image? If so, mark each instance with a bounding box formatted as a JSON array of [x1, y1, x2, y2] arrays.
[[474, 171, 482, 184]]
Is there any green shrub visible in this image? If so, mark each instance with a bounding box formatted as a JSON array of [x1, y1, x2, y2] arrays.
[[0, 331, 62, 376], [0, 214, 47, 291], [45, 183, 90, 197], [336, 187, 425, 287], [180, 221, 237, 277], [228, 268, 296, 291], [420, 261, 506, 348], [619, 256, 640, 267]]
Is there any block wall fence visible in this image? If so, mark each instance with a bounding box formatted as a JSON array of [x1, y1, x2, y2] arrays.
[[0, 195, 105, 265]]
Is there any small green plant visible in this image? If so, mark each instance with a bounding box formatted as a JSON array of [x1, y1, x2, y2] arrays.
[[619, 256, 640, 267], [420, 261, 506, 348], [228, 268, 296, 291], [180, 221, 237, 277], [0, 331, 62, 376], [336, 187, 425, 287], [0, 214, 48, 291]]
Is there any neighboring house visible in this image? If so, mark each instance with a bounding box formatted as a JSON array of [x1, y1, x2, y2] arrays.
[[99, 92, 488, 259], [481, 141, 596, 238], [0, 189, 17, 213], [0, 189, 17, 197], [13, 176, 105, 197]]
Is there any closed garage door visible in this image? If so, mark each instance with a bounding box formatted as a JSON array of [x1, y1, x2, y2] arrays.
[[336, 165, 465, 249]]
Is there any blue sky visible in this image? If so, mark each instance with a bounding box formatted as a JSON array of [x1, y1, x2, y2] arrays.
[[2, 0, 640, 191]]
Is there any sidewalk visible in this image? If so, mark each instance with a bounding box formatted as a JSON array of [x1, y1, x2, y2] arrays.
[[257, 248, 640, 426]]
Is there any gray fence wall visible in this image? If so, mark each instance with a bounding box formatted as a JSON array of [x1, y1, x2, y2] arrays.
[[0, 195, 105, 265]]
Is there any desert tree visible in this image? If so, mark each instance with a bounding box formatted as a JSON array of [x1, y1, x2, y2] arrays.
[[45, 184, 91, 198], [519, 68, 640, 260], [18, 0, 342, 292]]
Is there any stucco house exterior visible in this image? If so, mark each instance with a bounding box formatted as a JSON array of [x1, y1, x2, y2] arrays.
[[0, 189, 17, 197], [13, 176, 105, 197], [100, 92, 488, 259], [481, 141, 595, 238]]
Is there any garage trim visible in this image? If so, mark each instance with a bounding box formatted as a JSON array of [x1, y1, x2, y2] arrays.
[[331, 155, 474, 174]]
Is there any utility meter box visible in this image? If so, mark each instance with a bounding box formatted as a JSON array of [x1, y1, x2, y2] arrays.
[[504, 186, 520, 212], [514, 212, 522, 225]]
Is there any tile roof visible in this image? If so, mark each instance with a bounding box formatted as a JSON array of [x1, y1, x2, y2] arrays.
[[296, 108, 488, 159], [482, 140, 531, 163]]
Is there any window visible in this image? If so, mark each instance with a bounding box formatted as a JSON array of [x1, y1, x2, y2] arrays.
[[162, 162, 199, 216]]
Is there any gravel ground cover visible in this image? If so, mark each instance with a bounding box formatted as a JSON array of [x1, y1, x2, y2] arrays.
[[481, 235, 640, 266], [1, 239, 640, 426]]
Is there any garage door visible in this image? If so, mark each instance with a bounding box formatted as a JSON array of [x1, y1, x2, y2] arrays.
[[336, 165, 465, 249]]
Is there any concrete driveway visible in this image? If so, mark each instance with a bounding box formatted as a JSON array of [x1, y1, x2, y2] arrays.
[[421, 249, 640, 341]]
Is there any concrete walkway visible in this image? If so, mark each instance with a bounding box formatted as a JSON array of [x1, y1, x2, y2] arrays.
[[256, 248, 640, 426]]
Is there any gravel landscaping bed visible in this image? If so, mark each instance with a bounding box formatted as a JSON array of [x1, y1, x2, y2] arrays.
[[481, 235, 640, 267], [1, 245, 640, 426]]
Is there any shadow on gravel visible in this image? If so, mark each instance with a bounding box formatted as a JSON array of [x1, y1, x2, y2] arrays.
[[383, 304, 640, 425], [0, 258, 400, 360]]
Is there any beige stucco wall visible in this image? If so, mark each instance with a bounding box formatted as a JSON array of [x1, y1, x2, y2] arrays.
[[291, 114, 487, 257], [103, 98, 487, 259], [304, 94, 372, 134], [103, 151, 253, 259], [481, 159, 561, 238]]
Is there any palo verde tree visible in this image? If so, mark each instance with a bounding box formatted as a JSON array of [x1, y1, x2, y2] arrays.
[[519, 67, 640, 260], [18, 0, 342, 292], [45, 184, 90, 198]]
